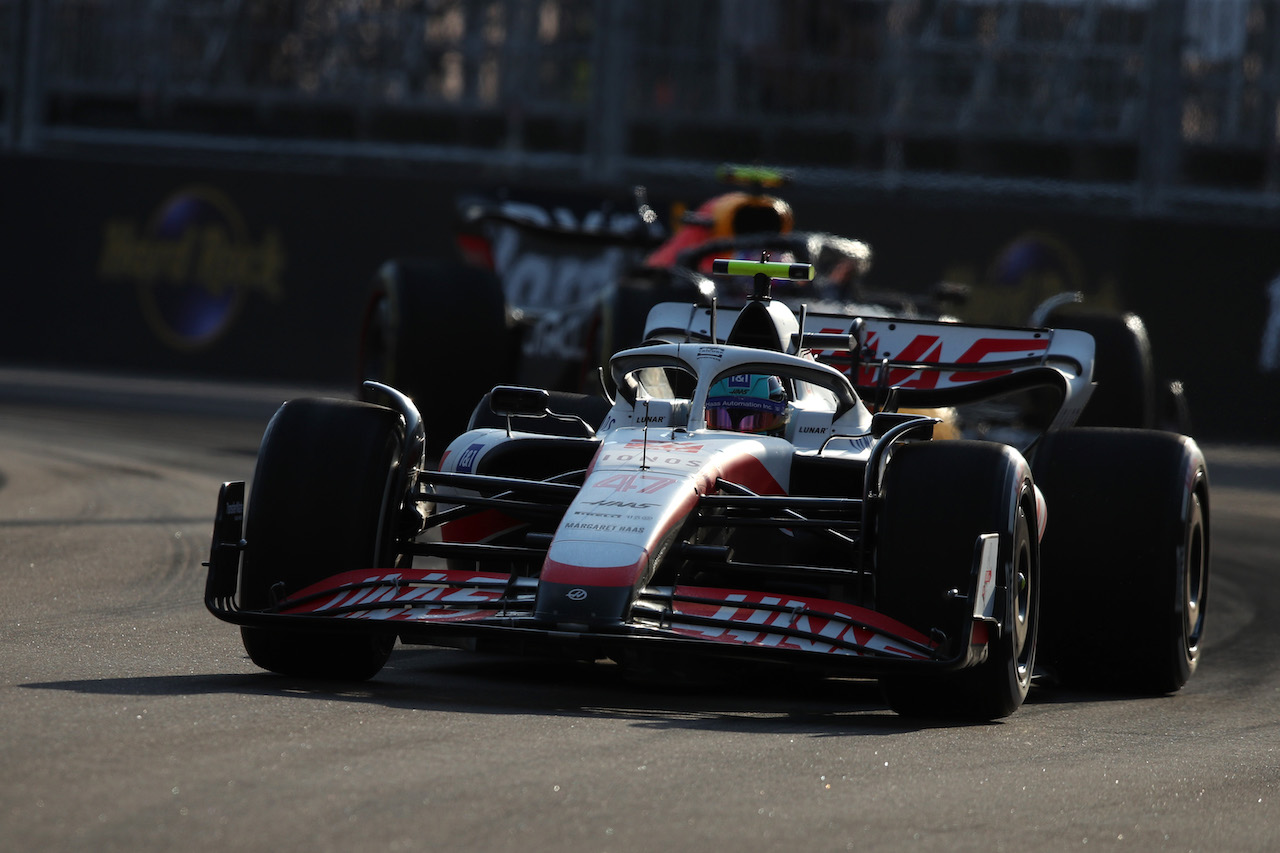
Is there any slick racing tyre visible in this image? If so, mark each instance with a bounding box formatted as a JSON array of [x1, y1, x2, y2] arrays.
[[1045, 308, 1156, 429], [359, 258, 509, 458], [239, 398, 409, 681], [876, 441, 1040, 720], [1033, 428, 1209, 693]]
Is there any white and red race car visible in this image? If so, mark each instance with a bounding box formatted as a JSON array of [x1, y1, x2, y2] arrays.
[[208, 258, 1209, 720]]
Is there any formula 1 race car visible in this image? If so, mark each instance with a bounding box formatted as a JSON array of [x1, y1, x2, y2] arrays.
[[356, 167, 880, 455], [211, 258, 1209, 720], [358, 166, 1188, 457]]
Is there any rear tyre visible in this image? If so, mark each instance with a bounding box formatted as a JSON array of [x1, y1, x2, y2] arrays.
[[1033, 428, 1209, 693], [876, 441, 1039, 720], [239, 398, 407, 680]]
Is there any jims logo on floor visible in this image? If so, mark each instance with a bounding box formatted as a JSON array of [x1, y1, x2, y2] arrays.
[[97, 186, 287, 349]]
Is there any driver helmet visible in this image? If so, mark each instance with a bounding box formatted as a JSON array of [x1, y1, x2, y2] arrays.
[[706, 374, 789, 435]]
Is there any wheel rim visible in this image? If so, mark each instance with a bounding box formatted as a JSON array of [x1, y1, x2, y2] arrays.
[[1011, 516, 1035, 688], [1183, 493, 1207, 654]]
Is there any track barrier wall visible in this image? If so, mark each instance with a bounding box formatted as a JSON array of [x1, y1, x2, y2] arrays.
[[3, 153, 1278, 441]]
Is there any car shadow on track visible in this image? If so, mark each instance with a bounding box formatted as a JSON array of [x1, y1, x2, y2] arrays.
[[17, 646, 1138, 734]]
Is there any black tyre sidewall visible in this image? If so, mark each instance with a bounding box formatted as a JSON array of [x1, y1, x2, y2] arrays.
[[239, 398, 406, 680], [1047, 309, 1156, 429], [359, 258, 510, 456], [876, 441, 1039, 719], [1033, 427, 1209, 693]]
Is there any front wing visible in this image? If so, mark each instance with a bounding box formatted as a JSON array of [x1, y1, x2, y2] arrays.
[[206, 483, 1000, 676]]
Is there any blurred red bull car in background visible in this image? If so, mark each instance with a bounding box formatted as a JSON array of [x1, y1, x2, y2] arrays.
[[359, 165, 1185, 457]]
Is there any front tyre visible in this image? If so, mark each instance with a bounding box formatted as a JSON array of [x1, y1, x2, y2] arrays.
[[239, 398, 408, 680], [876, 441, 1040, 720]]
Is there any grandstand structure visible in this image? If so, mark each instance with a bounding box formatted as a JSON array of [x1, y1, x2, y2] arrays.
[[3, 0, 1279, 222]]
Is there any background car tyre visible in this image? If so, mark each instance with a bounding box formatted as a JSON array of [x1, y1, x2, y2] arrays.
[[239, 398, 408, 680], [875, 441, 1040, 720], [1033, 428, 1209, 693], [358, 258, 509, 458], [1045, 309, 1156, 429]]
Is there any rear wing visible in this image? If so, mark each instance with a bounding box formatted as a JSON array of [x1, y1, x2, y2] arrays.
[[454, 194, 662, 312], [457, 194, 663, 247], [643, 302, 1096, 429]]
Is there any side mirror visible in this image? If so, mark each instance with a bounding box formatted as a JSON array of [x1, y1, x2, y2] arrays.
[[870, 411, 934, 440], [489, 386, 550, 419]]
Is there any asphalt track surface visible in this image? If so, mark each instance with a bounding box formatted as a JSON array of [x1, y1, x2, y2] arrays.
[[1, 369, 1276, 853]]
